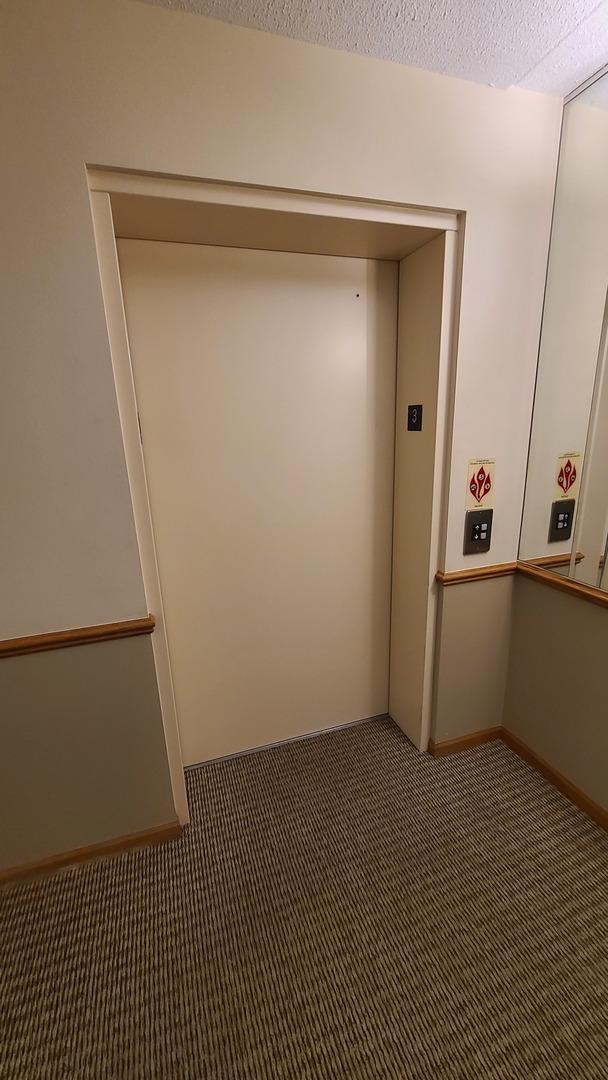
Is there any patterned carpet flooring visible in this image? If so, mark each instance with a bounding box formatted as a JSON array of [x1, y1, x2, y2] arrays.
[[1, 717, 608, 1079]]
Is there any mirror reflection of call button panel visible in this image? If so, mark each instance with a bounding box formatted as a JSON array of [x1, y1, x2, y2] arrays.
[[548, 499, 575, 543]]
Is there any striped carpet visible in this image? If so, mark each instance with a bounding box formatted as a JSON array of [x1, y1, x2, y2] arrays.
[[1, 718, 608, 1079]]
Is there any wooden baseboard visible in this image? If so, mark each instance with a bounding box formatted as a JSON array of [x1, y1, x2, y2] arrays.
[[500, 729, 608, 832], [0, 820, 182, 886], [428, 726, 503, 756], [429, 726, 608, 832]]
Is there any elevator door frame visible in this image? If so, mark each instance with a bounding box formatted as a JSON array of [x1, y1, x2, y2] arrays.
[[88, 168, 463, 825]]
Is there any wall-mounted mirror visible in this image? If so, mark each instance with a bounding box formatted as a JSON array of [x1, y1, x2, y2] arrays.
[[520, 70, 608, 592]]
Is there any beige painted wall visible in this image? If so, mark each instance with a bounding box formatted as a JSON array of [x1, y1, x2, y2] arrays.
[[1, 0, 562, 646], [0, 636, 175, 871], [1, 0, 562, 859], [118, 239, 397, 763], [432, 576, 514, 743], [504, 576, 608, 813], [432, 574, 608, 822]]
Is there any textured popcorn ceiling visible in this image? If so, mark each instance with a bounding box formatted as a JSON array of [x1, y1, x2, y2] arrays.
[[141, 0, 608, 94]]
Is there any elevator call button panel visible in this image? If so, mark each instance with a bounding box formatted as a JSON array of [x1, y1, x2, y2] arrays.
[[463, 508, 493, 555]]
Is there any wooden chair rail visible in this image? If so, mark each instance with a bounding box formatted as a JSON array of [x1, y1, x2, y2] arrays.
[[0, 615, 155, 659]]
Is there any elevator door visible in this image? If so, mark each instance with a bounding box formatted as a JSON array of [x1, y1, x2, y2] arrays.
[[118, 240, 398, 765]]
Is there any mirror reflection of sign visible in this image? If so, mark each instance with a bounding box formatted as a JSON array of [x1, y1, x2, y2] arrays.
[[555, 451, 581, 501], [466, 458, 496, 510]]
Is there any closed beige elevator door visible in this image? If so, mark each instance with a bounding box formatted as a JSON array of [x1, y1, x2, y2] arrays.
[[118, 240, 398, 765]]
